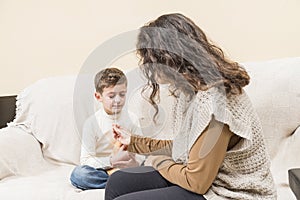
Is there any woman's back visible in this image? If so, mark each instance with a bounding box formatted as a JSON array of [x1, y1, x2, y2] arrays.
[[172, 88, 277, 199]]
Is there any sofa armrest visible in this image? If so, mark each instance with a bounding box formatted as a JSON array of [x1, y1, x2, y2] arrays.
[[0, 95, 16, 128], [289, 168, 300, 200], [0, 127, 50, 180]]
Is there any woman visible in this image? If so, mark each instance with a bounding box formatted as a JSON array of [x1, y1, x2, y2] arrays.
[[105, 13, 276, 200]]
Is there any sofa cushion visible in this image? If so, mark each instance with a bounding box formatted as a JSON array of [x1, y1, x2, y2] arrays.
[[269, 127, 300, 199], [0, 127, 53, 179], [9, 76, 84, 165], [243, 57, 300, 158], [0, 164, 104, 200]]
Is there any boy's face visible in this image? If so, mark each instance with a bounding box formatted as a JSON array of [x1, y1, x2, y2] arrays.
[[95, 83, 127, 115]]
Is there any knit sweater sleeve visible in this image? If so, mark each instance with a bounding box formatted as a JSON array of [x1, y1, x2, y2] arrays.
[[127, 135, 173, 156], [151, 118, 233, 195]]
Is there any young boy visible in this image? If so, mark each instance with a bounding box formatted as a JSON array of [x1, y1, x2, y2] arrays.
[[70, 67, 143, 190]]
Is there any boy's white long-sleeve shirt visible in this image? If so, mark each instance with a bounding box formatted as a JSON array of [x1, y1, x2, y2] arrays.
[[80, 108, 142, 169]]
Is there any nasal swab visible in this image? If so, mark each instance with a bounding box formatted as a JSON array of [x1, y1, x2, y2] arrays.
[[114, 106, 117, 125]]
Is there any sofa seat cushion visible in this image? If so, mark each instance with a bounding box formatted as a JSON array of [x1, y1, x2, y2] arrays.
[[0, 127, 52, 180], [270, 127, 300, 200], [0, 165, 104, 200]]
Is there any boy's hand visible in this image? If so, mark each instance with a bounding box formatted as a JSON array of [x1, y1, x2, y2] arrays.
[[110, 145, 139, 168], [111, 156, 139, 168]]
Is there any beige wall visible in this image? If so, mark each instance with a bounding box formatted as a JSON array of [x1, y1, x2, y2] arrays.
[[1, 0, 299, 95]]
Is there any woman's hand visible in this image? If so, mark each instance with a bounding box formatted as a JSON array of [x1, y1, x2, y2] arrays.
[[112, 124, 131, 146]]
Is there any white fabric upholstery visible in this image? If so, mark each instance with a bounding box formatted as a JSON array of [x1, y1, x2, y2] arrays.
[[243, 57, 300, 200], [243, 57, 300, 159], [0, 164, 104, 200], [8, 76, 82, 165], [271, 127, 300, 200], [0, 57, 299, 199], [0, 127, 52, 179]]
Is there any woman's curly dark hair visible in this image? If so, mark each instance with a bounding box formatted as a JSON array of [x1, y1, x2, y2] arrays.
[[136, 13, 250, 120]]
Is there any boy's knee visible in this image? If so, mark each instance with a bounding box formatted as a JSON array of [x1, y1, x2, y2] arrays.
[[70, 165, 98, 189], [70, 165, 90, 182], [71, 165, 84, 175]]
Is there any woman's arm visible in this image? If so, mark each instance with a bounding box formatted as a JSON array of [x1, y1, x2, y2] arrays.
[[112, 124, 173, 156], [150, 119, 233, 195], [127, 135, 173, 155]]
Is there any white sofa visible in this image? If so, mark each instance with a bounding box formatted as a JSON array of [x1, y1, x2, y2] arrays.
[[0, 57, 299, 200]]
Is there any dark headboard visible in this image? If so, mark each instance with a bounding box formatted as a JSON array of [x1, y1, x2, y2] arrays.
[[0, 95, 17, 128]]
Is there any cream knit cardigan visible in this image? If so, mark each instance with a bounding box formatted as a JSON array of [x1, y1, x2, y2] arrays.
[[172, 88, 277, 200]]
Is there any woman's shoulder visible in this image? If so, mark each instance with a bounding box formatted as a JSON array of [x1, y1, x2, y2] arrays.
[[194, 88, 256, 140], [195, 88, 252, 106]]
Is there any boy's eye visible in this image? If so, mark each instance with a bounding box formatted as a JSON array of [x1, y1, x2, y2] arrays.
[[108, 95, 115, 99], [119, 93, 126, 97]]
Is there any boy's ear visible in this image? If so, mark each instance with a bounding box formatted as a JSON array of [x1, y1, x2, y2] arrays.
[[94, 92, 102, 102]]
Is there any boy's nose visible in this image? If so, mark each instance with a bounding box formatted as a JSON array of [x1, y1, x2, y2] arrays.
[[114, 95, 121, 103]]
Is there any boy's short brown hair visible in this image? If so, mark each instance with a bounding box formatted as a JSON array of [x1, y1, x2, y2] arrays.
[[94, 68, 127, 94]]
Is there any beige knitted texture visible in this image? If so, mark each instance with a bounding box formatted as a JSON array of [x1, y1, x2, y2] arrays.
[[172, 88, 277, 200]]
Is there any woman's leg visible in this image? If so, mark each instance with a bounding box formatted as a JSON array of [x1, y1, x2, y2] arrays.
[[114, 186, 205, 200], [105, 166, 205, 200], [70, 165, 109, 190], [105, 166, 170, 200]]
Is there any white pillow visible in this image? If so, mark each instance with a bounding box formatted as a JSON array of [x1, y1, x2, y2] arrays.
[[0, 127, 52, 179], [9, 75, 92, 165]]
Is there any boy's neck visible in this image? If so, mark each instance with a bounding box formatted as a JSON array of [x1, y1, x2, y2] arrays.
[[102, 109, 122, 120]]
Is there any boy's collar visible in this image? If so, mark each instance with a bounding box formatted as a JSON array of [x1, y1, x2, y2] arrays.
[[102, 109, 122, 120]]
